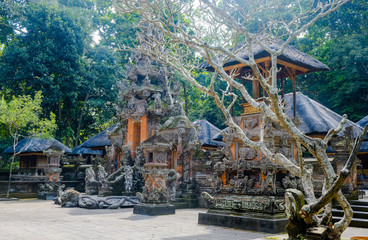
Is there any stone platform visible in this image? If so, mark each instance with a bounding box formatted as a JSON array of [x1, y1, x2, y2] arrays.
[[0, 197, 19, 201], [133, 203, 175, 216], [38, 192, 57, 200], [0, 201, 367, 239], [198, 212, 288, 234]]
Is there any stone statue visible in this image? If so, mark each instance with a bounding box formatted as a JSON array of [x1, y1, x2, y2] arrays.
[[153, 92, 162, 109], [221, 145, 234, 161], [106, 166, 126, 184], [261, 169, 276, 195], [134, 146, 145, 167], [201, 192, 215, 206], [282, 173, 298, 189], [285, 188, 308, 239], [59, 188, 82, 207], [85, 167, 96, 182], [166, 169, 178, 201], [52, 184, 66, 205], [124, 166, 133, 193], [133, 146, 145, 193], [97, 166, 108, 182], [246, 177, 255, 191], [55, 188, 139, 209], [97, 166, 112, 196], [234, 172, 247, 195], [212, 173, 223, 193], [122, 146, 132, 166], [85, 167, 99, 195]]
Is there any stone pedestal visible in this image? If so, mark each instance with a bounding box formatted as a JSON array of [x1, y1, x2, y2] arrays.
[[133, 203, 175, 216], [199, 192, 287, 233], [43, 144, 64, 182], [134, 162, 176, 216], [38, 144, 65, 200], [304, 227, 329, 240], [198, 212, 288, 234]]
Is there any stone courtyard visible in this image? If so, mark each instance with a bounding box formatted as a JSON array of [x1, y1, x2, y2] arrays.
[[0, 200, 367, 240]]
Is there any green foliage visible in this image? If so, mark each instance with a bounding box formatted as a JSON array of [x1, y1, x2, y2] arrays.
[[0, 91, 56, 177], [0, 157, 19, 171], [294, 0, 368, 122], [178, 71, 244, 130], [0, 91, 57, 138], [0, 1, 128, 147]]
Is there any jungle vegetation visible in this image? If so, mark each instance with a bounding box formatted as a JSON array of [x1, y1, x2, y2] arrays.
[[0, 0, 366, 150]]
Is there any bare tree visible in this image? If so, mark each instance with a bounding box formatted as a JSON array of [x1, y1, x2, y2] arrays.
[[113, 0, 367, 238]]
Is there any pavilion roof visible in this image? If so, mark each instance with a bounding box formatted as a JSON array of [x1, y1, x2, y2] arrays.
[[357, 115, 368, 128], [70, 145, 102, 156], [79, 124, 119, 149], [3, 137, 71, 154], [194, 119, 225, 147], [213, 92, 364, 140], [360, 142, 368, 153], [200, 41, 329, 74], [284, 92, 363, 138]]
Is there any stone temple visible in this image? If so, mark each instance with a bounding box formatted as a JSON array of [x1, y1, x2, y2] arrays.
[[2, 41, 368, 233]]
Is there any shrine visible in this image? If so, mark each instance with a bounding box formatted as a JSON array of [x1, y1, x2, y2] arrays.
[[2, 137, 71, 199], [4, 39, 366, 232], [197, 42, 366, 233]]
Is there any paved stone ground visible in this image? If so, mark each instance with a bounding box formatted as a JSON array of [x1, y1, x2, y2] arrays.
[[0, 200, 367, 240]]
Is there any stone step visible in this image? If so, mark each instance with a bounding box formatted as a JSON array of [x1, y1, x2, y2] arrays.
[[332, 216, 368, 228], [336, 205, 368, 212], [333, 209, 368, 219], [172, 199, 199, 209], [174, 198, 190, 203], [173, 202, 191, 209], [350, 200, 368, 206]]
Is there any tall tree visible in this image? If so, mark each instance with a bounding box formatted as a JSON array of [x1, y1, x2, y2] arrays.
[[0, 1, 124, 147], [114, 0, 366, 238], [74, 46, 123, 146], [295, 0, 368, 121]]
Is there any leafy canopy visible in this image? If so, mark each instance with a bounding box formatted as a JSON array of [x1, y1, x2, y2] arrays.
[[0, 91, 57, 138]]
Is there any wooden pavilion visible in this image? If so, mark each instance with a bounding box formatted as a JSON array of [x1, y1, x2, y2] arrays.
[[201, 42, 330, 117]]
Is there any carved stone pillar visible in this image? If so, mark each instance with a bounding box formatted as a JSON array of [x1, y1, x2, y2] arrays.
[[43, 144, 64, 182], [38, 143, 64, 200]]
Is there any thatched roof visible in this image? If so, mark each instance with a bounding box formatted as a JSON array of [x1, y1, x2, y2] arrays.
[[284, 92, 363, 138], [70, 146, 102, 155], [360, 142, 368, 153], [212, 128, 227, 142], [79, 124, 119, 149], [200, 41, 329, 73], [194, 119, 224, 147], [213, 92, 363, 141], [3, 137, 71, 154], [357, 115, 368, 128]]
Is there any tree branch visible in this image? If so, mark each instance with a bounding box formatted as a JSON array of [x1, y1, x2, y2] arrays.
[[300, 123, 368, 226], [324, 114, 348, 144]]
